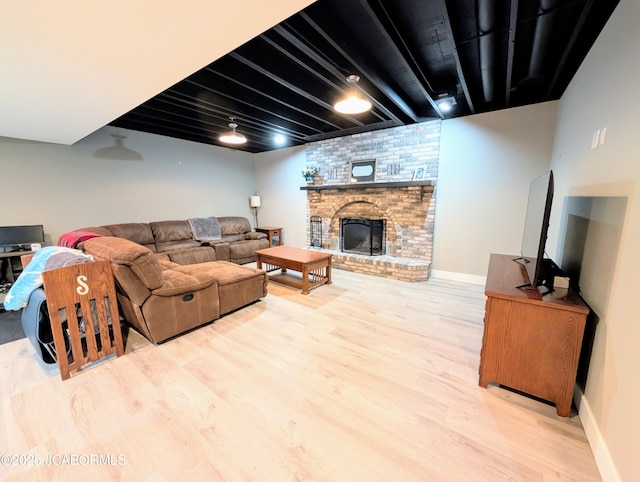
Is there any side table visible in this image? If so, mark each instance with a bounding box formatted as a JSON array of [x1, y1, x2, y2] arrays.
[[255, 227, 283, 247]]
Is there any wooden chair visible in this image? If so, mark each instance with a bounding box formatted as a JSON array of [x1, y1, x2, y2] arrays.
[[41, 261, 124, 380]]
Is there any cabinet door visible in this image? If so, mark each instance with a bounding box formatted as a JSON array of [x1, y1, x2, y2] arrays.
[[479, 296, 586, 409]]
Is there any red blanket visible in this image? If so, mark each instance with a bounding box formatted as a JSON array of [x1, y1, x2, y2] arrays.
[[57, 231, 102, 248]]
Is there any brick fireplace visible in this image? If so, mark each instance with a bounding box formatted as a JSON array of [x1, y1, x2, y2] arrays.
[[303, 182, 435, 281], [303, 121, 440, 282]]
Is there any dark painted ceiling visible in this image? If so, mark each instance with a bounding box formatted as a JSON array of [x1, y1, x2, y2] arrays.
[[110, 0, 619, 153]]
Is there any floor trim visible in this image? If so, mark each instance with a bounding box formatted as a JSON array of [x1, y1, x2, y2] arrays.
[[431, 269, 486, 285], [577, 391, 621, 482]]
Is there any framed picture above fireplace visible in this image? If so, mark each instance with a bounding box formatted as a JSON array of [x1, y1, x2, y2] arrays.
[[349, 159, 376, 183]]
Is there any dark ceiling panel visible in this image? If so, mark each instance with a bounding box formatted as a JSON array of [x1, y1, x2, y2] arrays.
[[109, 0, 620, 153]]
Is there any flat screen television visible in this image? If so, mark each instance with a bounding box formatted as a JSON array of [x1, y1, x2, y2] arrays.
[[518, 170, 554, 294], [0, 224, 45, 250]]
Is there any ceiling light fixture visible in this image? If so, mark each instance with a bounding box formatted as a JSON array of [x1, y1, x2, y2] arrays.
[[219, 117, 247, 145], [273, 133, 286, 146], [334, 75, 372, 115], [436, 96, 457, 113]]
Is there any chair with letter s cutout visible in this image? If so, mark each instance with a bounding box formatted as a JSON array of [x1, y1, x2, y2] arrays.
[[41, 261, 124, 380]]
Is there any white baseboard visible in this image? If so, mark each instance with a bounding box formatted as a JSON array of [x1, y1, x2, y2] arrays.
[[431, 269, 486, 285], [577, 391, 621, 482]]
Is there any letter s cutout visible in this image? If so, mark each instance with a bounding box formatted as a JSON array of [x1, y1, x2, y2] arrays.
[[76, 275, 89, 295]]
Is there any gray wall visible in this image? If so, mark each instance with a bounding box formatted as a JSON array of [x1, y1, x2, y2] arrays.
[[434, 102, 558, 278], [547, 0, 640, 479], [253, 145, 308, 249], [0, 126, 256, 243]]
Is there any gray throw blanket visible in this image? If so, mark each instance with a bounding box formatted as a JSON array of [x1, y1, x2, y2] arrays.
[[188, 217, 222, 241], [45, 252, 93, 270]]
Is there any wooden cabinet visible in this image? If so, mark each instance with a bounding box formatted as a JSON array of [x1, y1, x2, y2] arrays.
[[479, 254, 589, 417]]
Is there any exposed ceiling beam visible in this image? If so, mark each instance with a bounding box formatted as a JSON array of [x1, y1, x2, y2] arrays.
[[305, 120, 397, 142], [229, 51, 352, 124], [205, 64, 348, 131], [268, 25, 388, 125], [441, 0, 476, 113], [183, 78, 326, 135], [356, 0, 443, 118], [545, 0, 596, 98], [157, 91, 310, 141], [299, 11, 415, 124], [505, 0, 520, 106]]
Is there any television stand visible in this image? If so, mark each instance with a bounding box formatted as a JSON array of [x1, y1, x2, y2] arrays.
[[479, 253, 589, 417]]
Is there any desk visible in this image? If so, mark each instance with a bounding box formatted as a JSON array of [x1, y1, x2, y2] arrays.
[[255, 227, 283, 247], [0, 250, 34, 283], [479, 254, 589, 417]]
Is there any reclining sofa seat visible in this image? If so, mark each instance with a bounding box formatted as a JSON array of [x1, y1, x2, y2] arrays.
[[83, 236, 267, 344]]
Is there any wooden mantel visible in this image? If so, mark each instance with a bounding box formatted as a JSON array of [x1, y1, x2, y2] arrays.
[[300, 180, 435, 191]]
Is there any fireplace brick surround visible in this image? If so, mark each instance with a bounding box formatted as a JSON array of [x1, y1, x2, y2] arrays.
[[303, 121, 440, 282]]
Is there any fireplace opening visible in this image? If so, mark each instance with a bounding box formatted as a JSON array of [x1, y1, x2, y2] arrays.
[[340, 218, 386, 256]]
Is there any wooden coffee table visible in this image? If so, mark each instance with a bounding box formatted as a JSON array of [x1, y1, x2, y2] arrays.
[[255, 246, 332, 294]]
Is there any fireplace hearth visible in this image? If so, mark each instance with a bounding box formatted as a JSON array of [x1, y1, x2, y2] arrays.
[[340, 218, 386, 256]]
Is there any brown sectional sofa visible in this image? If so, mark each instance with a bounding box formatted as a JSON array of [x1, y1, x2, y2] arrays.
[[80, 216, 268, 265], [71, 216, 269, 344]]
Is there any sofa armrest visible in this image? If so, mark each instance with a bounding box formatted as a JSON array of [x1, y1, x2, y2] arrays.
[[245, 232, 267, 240], [212, 243, 230, 262], [84, 237, 163, 290]]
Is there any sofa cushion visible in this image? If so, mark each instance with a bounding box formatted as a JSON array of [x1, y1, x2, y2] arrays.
[[229, 238, 269, 264], [220, 234, 246, 243], [151, 266, 217, 297], [190, 261, 263, 286], [102, 223, 156, 251], [167, 247, 217, 265], [84, 237, 164, 291], [218, 216, 252, 236], [150, 220, 200, 253], [190, 261, 267, 315]]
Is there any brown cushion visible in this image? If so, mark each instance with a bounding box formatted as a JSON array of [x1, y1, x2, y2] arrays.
[[218, 216, 251, 236], [84, 237, 164, 290], [189, 261, 264, 286], [168, 247, 217, 265], [220, 234, 245, 243], [150, 220, 200, 253], [150, 220, 193, 243], [151, 266, 217, 297], [102, 223, 156, 249]]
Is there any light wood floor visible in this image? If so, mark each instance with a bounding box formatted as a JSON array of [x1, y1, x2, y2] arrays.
[[0, 268, 601, 481]]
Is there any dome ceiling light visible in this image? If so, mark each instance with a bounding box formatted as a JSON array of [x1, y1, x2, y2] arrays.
[[436, 96, 457, 113], [219, 117, 247, 145], [334, 75, 372, 115]]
